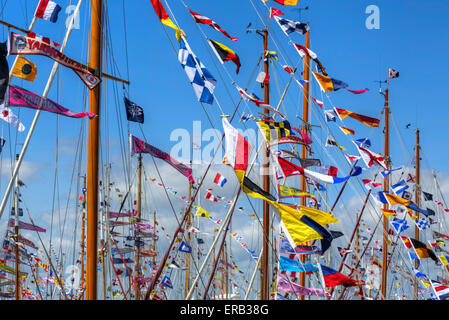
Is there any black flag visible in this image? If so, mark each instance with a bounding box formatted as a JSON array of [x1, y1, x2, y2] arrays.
[[124, 96, 144, 123], [0, 42, 9, 104], [423, 191, 433, 201]]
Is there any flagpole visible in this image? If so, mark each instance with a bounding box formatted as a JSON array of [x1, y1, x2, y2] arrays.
[[413, 128, 420, 299], [86, 0, 103, 300], [381, 69, 390, 300], [299, 28, 311, 301], [135, 154, 142, 300]]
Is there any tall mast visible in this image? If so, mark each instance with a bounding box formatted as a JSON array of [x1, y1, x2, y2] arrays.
[[260, 27, 270, 300], [86, 0, 103, 300], [14, 154, 20, 300], [413, 129, 420, 299], [381, 73, 390, 300], [184, 182, 193, 298], [80, 174, 86, 299], [135, 154, 142, 299], [299, 29, 310, 300]]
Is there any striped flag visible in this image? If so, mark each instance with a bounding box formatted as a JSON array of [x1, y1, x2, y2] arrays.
[[205, 189, 220, 202], [188, 9, 237, 41], [213, 173, 227, 187], [35, 0, 61, 23]]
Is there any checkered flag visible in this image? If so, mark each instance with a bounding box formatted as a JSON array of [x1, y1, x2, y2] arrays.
[[415, 217, 430, 231], [274, 16, 310, 36], [178, 39, 216, 105]]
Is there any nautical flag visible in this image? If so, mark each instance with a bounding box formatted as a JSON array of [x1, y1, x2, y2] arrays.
[[239, 112, 255, 123], [339, 126, 355, 135], [380, 208, 397, 218], [279, 256, 318, 273], [402, 190, 412, 201], [325, 136, 346, 151], [438, 255, 449, 266], [205, 189, 220, 202], [324, 109, 337, 122], [195, 206, 211, 218], [380, 167, 402, 178], [313, 72, 348, 92], [222, 117, 251, 183], [388, 68, 399, 79], [415, 217, 430, 231], [130, 135, 194, 183], [433, 231, 449, 241], [256, 71, 270, 84], [0, 107, 25, 132], [35, 0, 62, 23], [390, 218, 409, 234], [400, 236, 413, 249], [150, 0, 183, 35], [274, 16, 309, 36], [423, 192, 433, 201], [392, 180, 409, 195], [0, 42, 8, 104], [431, 281, 449, 300], [276, 155, 362, 185], [320, 265, 357, 287], [408, 252, 421, 268], [188, 9, 237, 41], [355, 144, 387, 170], [26, 31, 60, 47], [410, 238, 438, 263], [354, 138, 371, 148], [0, 138, 5, 154], [11, 56, 37, 82], [235, 84, 285, 118], [426, 208, 436, 216], [277, 186, 316, 201], [335, 108, 380, 127], [269, 7, 284, 18], [293, 43, 327, 75], [344, 154, 361, 166], [161, 275, 173, 288], [277, 276, 326, 297], [282, 65, 295, 75], [213, 173, 227, 187], [178, 241, 192, 253], [257, 120, 293, 142], [311, 96, 323, 108], [123, 97, 144, 124], [318, 165, 338, 177], [208, 39, 241, 74], [267, 0, 300, 5], [188, 227, 201, 233], [362, 179, 382, 190], [178, 39, 216, 105]]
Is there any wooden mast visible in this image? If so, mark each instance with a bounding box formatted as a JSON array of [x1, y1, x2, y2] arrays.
[[86, 0, 103, 300], [299, 29, 310, 300], [135, 154, 142, 299], [413, 129, 420, 299], [381, 73, 390, 300], [260, 27, 270, 300]]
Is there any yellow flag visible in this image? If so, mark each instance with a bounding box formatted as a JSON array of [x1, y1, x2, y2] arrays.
[[298, 205, 340, 225], [439, 255, 449, 266], [195, 206, 211, 218], [384, 193, 411, 207], [380, 208, 397, 218], [12, 56, 37, 82]]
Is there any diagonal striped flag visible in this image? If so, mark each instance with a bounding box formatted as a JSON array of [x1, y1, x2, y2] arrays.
[[188, 9, 237, 41]]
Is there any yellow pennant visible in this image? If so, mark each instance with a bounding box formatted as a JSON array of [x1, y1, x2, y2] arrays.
[[12, 56, 37, 82]]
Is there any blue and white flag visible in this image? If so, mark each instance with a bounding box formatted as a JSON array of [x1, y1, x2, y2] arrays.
[[161, 275, 173, 288], [279, 256, 318, 273], [415, 217, 430, 231], [324, 109, 337, 122], [354, 138, 371, 148], [274, 16, 310, 36], [35, 0, 62, 23], [178, 241, 192, 253], [390, 218, 409, 234], [380, 167, 402, 178], [392, 180, 409, 195], [178, 39, 216, 105], [409, 253, 421, 268]]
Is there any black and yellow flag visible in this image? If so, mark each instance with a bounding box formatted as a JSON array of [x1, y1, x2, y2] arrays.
[[208, 39, 241, 74], [12, 56, 37, 82]]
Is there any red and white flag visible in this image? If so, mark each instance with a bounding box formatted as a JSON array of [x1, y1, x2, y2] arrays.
[[344, 154, 361, 166], [188, 9, 238, 41], [311, 96, 323, 108], [293, 43, 318, 60], [27, 31, 60, 47], [355, 145, 387, 170], [269, 7, 284, 18], [205, 189, 220, 202], [282, 65, 295, 74], [35, 0, 62, 23], [362, 179, 382, 190]]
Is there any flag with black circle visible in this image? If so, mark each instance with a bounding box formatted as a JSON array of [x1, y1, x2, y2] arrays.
[[12, 56, 37, 82]]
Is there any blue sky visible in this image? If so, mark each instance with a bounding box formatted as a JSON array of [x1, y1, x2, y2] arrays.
[[0, 0, 448, 299]]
